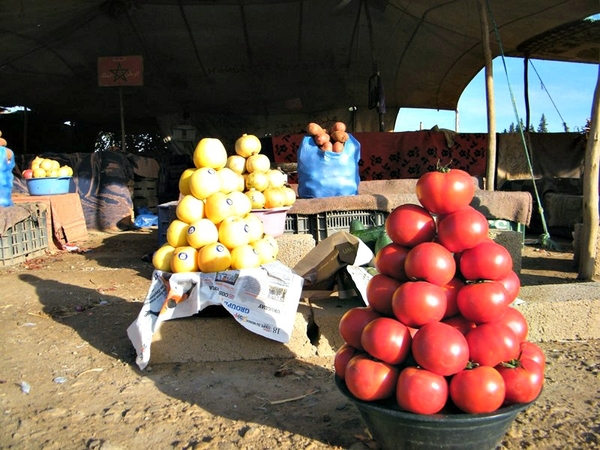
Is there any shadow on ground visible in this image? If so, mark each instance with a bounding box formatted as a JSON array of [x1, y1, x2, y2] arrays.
[[16, 242, 359, 448], [7, 228, 588, 448]]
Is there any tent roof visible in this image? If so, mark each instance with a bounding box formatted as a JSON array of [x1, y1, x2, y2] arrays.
[[1, 0, 598, 131]]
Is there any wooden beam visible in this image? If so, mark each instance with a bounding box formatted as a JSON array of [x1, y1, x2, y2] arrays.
[[578, 65, 600, 280], [479, 0, 496, 190]]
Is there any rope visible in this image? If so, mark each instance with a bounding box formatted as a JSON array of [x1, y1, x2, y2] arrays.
[[529, 60, 570, 132], [485, 0, 559, 250]]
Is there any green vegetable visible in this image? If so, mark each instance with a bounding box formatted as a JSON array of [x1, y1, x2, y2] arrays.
[[349, 219, 365, 233], [375, 230, 393, 254], [350, 225, 386, 252], [365, 266, 379, 276]]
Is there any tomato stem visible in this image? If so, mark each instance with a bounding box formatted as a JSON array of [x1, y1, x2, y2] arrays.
[[435, 159, 453, 173], [499, 359, 521, 369], [465, 361, 480, 370]]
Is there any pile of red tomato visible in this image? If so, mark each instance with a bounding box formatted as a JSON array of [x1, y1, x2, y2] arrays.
[[335, 168, 545, 415]]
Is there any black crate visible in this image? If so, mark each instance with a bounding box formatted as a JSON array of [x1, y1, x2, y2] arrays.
[[285, 210, 387, 243], [284, 214, 311, 236]]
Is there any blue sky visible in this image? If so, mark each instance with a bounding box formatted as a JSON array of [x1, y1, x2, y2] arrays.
[[395, 57, 598, 133]]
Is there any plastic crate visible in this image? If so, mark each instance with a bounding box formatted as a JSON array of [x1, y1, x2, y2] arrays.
[[285, 210, 387, 243], [488, 219, 525, 244], [158, 200, 178, 246], [0, 211, 49, 267], [284, 214, 311, 235]]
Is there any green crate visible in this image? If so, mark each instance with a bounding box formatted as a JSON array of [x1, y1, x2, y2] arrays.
[[0, 210, 49, 267], [488, 219, 525, 244]]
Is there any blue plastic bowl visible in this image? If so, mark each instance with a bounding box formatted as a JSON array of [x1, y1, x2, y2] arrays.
[[335, 375, 537, 450], [26, 177, 72, 196]]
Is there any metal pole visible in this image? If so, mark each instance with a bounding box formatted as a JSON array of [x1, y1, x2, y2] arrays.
[[524, 58, 530, 130], [455, 109, 460, 132], [120, 87, 126, 152], [23, 107, 28, 153]]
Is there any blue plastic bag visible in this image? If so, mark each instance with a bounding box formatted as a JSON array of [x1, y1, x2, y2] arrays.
[[0, 146, 15, 207], [134, 213, 158, 228], [297, 134, 360, 198]]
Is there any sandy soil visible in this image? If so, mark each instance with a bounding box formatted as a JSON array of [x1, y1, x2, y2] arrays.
[[0, 230, 598, 450]]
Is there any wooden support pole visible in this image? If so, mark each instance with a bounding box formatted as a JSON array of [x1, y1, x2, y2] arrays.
[[478, 0, 496, 191], [578, 65, 600, 281]]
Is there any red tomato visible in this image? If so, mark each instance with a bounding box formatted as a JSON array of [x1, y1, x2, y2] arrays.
[[442, 315, 476, 335], [466, 322, 521, 367], [441, 277, 465, 318], [385, 204, 436, 247], [497, 270, 521, 304], [416, 168, 475, 215], [437, 206, 489, 253], [449, 366, 506, 414], [404, 242, 456, 286], [496, 306, 529, 342], [334, 343, 359, 380], [338, 307, 381, 350], [496, 357, 544, 405], [411, 322, 470, 376], [365, 274, 402, 317], [456, 281, 510, 324], [396, 367, 448, 414], [392, 281, 447, 327], [361, 317, 412, 365], [373, 243, 410, 282], [459, 241, 513, 281], [519, 341, 546, 371], [344, 355, 399, 401]]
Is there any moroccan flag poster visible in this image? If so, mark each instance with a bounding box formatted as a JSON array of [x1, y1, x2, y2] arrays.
[[98, 56, 143, 87]]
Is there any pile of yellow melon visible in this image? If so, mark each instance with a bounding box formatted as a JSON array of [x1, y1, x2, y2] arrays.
[[152, 134, 295, 273], [24, 156, 73, 179]]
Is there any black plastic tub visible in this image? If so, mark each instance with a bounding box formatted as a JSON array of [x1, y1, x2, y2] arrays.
[[335, 375, 536, 450]]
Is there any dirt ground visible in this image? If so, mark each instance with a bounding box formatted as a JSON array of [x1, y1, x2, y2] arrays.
[[0, 229, 598, 450]]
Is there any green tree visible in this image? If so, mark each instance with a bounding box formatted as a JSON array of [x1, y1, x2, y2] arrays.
[[537, 114, 548, 132], [503, 119, 536, 133]]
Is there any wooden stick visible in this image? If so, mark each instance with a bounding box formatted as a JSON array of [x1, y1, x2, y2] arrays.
[[257, 388, 320, 405]]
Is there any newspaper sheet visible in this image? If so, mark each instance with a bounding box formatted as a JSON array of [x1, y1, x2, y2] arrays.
[[127, 261, 304, 370]]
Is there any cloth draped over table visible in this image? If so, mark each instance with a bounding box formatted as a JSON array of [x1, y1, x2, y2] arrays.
[[270, 130, 488, 184], [496, 132, 586, 190], [495, 132, 589, 232], [12, 151, 159, 231]]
